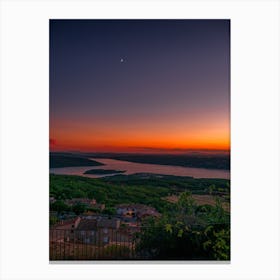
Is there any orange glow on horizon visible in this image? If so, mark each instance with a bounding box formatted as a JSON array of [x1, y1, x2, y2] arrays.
[[50, 111, 230, 153], [50, 132, 230, 153]]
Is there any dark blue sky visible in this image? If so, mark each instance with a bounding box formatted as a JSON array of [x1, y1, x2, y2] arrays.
[[50, 20, 230, 152]]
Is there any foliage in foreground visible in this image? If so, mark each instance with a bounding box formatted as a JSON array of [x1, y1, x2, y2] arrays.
[[136, 192, 230, 260]]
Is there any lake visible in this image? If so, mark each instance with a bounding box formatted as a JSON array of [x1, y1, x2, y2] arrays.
[[49, 158, 230, 179]]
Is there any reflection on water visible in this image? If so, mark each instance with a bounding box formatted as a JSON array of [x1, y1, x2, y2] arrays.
[[50, 158, 230, 179]]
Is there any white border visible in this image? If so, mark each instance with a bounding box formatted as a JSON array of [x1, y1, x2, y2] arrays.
[[0, 0, 279, 279]]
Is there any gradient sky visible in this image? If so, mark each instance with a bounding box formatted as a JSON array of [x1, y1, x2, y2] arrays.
[[50, 20, 230, 153]]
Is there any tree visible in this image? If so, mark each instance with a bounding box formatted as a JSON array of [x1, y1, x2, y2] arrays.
[[135, 191, 230, 260], [50, 200, 69, 213], [102, 207, 116, 216], [72, 203, 86, 215], [202, 225, 230, 260], [208, 184, 216, 195], [49, 215, 58, 226], [176, 191, 196, 218]]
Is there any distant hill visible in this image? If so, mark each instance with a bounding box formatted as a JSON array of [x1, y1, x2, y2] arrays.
[[50, 153, 104, 168], [84, 153, 230, 170]]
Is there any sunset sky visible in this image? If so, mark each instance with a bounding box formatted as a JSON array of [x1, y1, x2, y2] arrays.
[[50, 20, 230, 153]]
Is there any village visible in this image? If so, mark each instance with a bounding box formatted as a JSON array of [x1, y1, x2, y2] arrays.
[[50, 197, 161, 259], [49, 173, 230, 260]]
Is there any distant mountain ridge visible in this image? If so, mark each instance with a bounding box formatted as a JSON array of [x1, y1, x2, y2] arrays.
[[50, 153, 104, 168], [51, 152, 230, 170]]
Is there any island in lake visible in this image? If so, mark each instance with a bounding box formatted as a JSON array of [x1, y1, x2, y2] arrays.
[[83, 169, 126, 175]]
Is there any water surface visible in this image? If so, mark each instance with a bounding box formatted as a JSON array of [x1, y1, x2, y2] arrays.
[[50, 158, 230, 179]]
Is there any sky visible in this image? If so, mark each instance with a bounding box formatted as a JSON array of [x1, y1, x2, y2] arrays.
[[50, 20, 230, 153]]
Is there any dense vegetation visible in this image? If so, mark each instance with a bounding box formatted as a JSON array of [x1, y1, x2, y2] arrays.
[[103, 173, 229, 196], [83, 169, 126, 175], [50, 154, 104, 168], [136, 191, 230, 260], [50, 174, 171, 212], [50, 174, 229, 212]]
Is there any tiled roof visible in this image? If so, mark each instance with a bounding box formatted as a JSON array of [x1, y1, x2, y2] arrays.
[[97, 218, 120, 229], [53, 217, 81, 229], [77, 217, 120, 230], [76, 219, 97, 230]]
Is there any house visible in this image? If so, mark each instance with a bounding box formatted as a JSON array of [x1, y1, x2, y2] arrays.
[[53, 216, 81, 230], [75, 216, 121, 245], [116, 205, 136, 217], [50, 217, 81, 242], [116, 204, 160, 220], [118, 215, 139, 227], [50, 214, 136, 251]]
